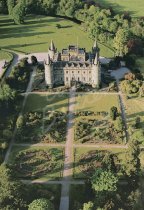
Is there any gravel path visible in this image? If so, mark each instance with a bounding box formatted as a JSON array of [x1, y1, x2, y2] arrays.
[[59, 86, 76, 210], [21, 180, 84, 185], [116, 79, 129, 143]]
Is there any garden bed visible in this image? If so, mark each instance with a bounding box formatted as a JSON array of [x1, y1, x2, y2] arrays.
[[73, 148, 126, 179], [9, 146, 64, 180], [15, 111, 67, 143], [74, 114, 125, 144]]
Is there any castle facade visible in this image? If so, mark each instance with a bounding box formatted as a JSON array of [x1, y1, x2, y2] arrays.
[[44, 41, 101, 88]]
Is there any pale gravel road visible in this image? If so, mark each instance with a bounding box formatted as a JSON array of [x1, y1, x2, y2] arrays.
[[59, 87, 76, 210]]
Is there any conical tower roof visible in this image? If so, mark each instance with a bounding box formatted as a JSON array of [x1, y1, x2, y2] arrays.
[[50, 40, 55, 51]]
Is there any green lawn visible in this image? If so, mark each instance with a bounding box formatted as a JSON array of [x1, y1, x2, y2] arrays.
[[0, 50, 12, 61], [8, 145, 64, 180], [0, 15, 113, 57], [125, 97, 144, 126], [23, 93, 68, 113], [94, 0, 144, 17], [75, 93, 120, 112], [125, 97, 144, 139]]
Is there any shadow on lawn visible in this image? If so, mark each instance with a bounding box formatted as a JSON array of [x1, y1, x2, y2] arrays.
[[127, 111, 144, 119], [23, 93, 70, 113], [94, 0, 138, 16]]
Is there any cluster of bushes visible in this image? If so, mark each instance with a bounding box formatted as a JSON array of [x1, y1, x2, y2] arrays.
[[16, 111, 67, 143], [120, 77, 143, 94], [75, 111, 108, 117], [76, 150, 119, 177], [6, 57, 32, 92], [75, 116, 125, 144]]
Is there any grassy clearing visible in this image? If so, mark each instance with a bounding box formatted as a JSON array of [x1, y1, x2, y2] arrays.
[[124, 97, 144, 144], [75, 93, 120, 112], [8, 145, 64, 180], [74, 147, 126, 179], [0, 50, 12, 61], [23, 93, 68, 113], [94, 0, 144, 17], [0, 15, 113, 57], [125, 97, 144, 127]]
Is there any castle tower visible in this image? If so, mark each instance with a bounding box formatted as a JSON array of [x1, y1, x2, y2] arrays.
[[48, 40, 56, 61], [44, 54, 53, 88], [92, 51, 101, 88]]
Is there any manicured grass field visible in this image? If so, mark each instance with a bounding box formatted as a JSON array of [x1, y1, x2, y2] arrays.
[[0, 15, 113, 57], [94, 0, 144, 17], [75, 93, 120, 112], [0, 50, 12, 61], [125, 97, 144, 131], [8, 145, 64, 180], [23, 93, 68, 113]]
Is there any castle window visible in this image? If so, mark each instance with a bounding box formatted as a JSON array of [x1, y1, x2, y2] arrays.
[[89, 71, 91, 74], [66, 77, 68, 81], [66, 71, 68, 74], [72, 71, 74, 74], [78, 71, 79, 74], [78, 77, 80, 81], [84, 77, 85, 81], [84, 71, 85, 74]]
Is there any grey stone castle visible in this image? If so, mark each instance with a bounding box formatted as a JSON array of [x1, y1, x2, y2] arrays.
[[44, 40, 101, 88]]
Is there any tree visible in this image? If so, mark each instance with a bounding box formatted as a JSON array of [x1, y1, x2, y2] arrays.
[[16, 114, 26, 129], [0, 0, 7, 14], [82, 201, 94, 210], [102, 153, 117, 173], [114, 116, 124, 131], [7, 0, 14, 16], [125, 73, 136, 81], [113, 28, 129, 57], [110, 106, 118, 120], [125, 139, 140, 183], [28, 198, 54, 210], [134, 117, 141, 129], [91, 169, 118, 192], [0, 164, 25, 209], [31, 56, 38, 65], [12, 0, 26, 24], [58, 0, 82, 18]]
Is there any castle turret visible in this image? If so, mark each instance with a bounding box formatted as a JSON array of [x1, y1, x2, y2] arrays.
[[48, 40, 57, 61], [92, 51, 101, 88], [44, 54, 53, 88]]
